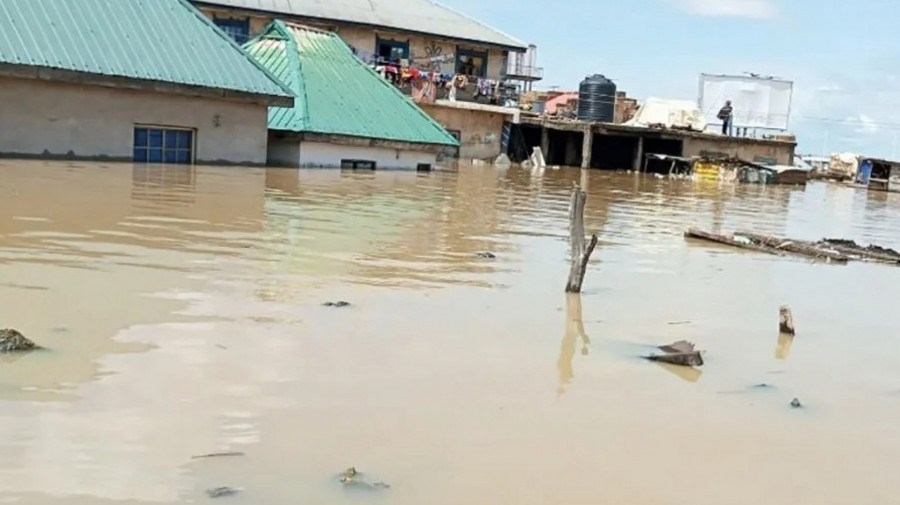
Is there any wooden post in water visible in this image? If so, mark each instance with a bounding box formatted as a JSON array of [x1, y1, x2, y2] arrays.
[[565, 181, 599, 293], [581, 128, 593, 169], [779, 305, 796, 336]]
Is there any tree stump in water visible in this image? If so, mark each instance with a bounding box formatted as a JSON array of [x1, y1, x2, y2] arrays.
[[779, 305, 795, 335], [565, 183, 598, 293]]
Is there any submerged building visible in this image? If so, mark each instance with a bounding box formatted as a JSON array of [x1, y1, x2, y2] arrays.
[[192, 0, 534, 160], [244, 21, 459, 169], [0, 0, 293, 165]]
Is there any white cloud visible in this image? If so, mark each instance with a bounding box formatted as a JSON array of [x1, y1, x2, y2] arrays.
[[851, 114, 880, 135], [667, 0, 779, 19]]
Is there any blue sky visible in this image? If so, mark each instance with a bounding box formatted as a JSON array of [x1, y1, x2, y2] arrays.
[[441, 0, 900, 158]]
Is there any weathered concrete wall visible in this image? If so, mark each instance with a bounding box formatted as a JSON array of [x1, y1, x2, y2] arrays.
[[196, 7, 509, 80], [683, 136, 795, 166], [420, 104, 505, 160], [0, 76, 269, 165], [269, 139, 437, 169]]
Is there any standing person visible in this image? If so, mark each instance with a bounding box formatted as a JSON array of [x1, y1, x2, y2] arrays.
[[717, 100, 734, 135]]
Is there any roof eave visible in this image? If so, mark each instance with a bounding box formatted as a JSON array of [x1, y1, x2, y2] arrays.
[[191, 1, 527, 51], [0, 63, 294, 107], [270, 129, 458, 152]]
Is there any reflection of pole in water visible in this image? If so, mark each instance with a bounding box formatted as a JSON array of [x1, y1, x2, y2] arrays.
[[775, 333, 794, 360], [557, 293, 591, 396]]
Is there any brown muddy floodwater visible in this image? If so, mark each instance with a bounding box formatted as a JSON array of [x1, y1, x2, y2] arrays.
[[1, 160, 900, 505]]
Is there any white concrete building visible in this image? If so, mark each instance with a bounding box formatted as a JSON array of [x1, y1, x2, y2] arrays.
[[0, 0, 293, 166]]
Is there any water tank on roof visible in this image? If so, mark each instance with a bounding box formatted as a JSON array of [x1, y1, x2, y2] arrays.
[[577, 74, 616, 122]]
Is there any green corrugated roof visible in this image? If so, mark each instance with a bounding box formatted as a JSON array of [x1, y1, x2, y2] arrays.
[[0, 0, 293, 102], [243, 21, 459, 147]]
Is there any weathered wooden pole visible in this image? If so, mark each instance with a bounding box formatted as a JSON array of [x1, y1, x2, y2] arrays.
[[779, 305, 796, 336], [565, 180, 599, 293]]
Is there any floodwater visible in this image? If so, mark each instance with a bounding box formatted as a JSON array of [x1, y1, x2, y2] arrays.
[[1, 160, 899, 505]]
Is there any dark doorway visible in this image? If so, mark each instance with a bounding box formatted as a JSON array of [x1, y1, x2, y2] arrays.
[[545, 130, 584, 167], [592, 134, 639, 170], [508, 124, 542, 163], [642, 138, 684, 174]]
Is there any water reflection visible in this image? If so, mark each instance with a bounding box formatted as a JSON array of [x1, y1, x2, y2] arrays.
[[775, 333, 795, 360], [557, 293, 591, 395], [1, 161, 900, 505]]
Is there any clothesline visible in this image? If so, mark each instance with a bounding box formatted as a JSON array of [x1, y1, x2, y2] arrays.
[[349, 46, 456, 69]]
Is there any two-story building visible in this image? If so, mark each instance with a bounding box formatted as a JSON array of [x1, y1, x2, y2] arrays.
[[191, 0, 540, 160]]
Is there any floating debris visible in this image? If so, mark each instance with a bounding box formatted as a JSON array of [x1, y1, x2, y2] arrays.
[[686, 228, 900, 266], [338, 467, 390, 491], [191, 451, 245, 460], [790, 397, 803, 409], [779, 305, 796, 336], [644, 340, 704, 367], [0, 328, 39, 353], [323, 301, 351, 308], [206, 487, 241, 499], [476, 251, 496, 259], [820, 238, 900, 263]]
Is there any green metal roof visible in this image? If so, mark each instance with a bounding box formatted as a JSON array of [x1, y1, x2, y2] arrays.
[[244, 21, 459, 147], [0, 0, 293, 103]]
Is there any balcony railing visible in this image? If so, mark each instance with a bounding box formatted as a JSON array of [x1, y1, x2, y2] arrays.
[[506, 63, 544, 80]]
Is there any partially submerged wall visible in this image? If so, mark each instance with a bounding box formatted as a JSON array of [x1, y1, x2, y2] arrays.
[[268, 137, 437, 169], [420, 104, 506, 160], [683, 136, 795, 166], [0, 76, 269, 165]]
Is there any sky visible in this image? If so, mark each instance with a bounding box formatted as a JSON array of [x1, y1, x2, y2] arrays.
[[439, 0, 900, 158]]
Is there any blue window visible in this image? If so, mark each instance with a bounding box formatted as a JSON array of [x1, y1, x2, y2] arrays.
[[214, 17, 250, 44], [375, 37, 409, 64], [133, 126, 194, 165]]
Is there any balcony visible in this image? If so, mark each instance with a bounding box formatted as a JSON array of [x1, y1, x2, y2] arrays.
[[506, 63, 544, 81]]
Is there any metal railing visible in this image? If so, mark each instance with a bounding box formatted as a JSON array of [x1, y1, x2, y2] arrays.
[[505, 63, 544, 80]]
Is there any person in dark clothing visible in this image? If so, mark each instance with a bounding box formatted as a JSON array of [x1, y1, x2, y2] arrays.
[[717, 100, 734, 135]]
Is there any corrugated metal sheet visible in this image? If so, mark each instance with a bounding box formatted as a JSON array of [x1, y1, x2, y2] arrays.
[[195, 0, 526, 50], [0, 0, 293, 100], [245, 21, 458, 147]]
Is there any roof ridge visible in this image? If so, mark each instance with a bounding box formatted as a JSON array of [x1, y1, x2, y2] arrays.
[[278, 22, 310, 130], [327, 30, 458, 144], [417, 0, 526, 49], [176, 0, 295, 97]]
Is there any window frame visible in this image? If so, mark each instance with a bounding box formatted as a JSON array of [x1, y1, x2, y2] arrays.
[[375, 36, 410, 64], [133, 125, 195, 165], [455, 46, 489, 78], [213, 17, 250, 44], [341, 159, 377, 170]]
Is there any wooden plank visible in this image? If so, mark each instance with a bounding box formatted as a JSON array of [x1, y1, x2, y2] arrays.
[[735, 231, 849, 263]]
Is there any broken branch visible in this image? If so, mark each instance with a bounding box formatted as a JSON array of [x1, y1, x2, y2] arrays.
[[565, 183, 599, 293]]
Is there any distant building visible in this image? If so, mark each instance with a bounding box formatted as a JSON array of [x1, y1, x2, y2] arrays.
[[0, 0, 293, 165], [244, 21, 459, 169], [614, 91, 639, 124]]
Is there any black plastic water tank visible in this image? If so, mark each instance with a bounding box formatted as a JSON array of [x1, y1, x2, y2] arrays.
[[577, 74, 616, 122]]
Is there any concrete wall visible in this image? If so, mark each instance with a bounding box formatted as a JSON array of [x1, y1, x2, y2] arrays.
[[0, 76, 269, 165], [197, 7, 510, 80], [420, 104, 505, 160], [268, 138, 437, 169], [683, 136, 795, 166]]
